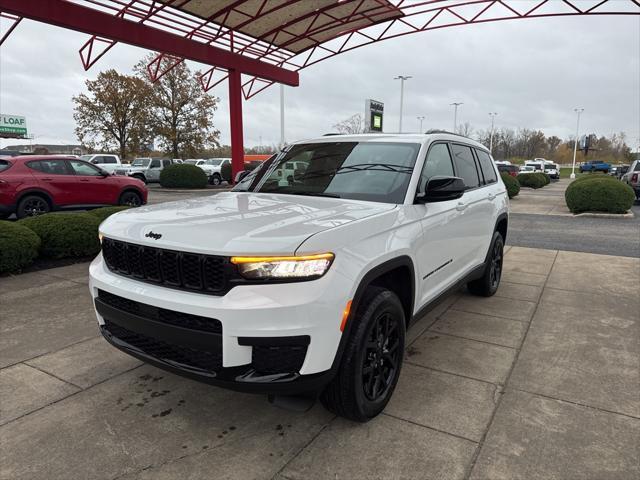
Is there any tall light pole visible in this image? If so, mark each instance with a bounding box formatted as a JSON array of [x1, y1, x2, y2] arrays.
[[417, 116, 425, 133], [394, 75, 412, 133], [570, 108, 584, 179], [450, 102, 463, 133], [489, 112, 498, 154]]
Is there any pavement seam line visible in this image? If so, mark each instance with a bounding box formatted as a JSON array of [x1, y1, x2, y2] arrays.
[[0, 334, 101, 371], [462, 248, 560, 480], [511, 387, 640, 421], [423, 329, 519, 350], [381, 412, 479, 444], [0, 363, 145, 428], [447, 306, 533, 324], [403, 361, 499, 387], [270, 416, 336, 480], [446, 305, 534, 323], [21, 361, 84, 391]]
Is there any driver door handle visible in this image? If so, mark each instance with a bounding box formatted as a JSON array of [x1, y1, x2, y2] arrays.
[[80, 178, 90, 182], [456, 201, 468, 212]]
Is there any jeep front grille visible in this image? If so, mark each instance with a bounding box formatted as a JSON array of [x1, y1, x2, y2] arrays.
[[101, 238, 232, 295]]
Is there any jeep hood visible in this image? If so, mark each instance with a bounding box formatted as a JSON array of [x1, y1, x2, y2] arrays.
[[99, 192, 396, 255]]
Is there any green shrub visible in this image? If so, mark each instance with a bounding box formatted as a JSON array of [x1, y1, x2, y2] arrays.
[[500, 173, 520, 199], [88, 206, 130, 223], [0, 221, 41, 273], [516, 173, 547, 189], [159, 164, 207, 189], [565, 177, 635, 214], [572, 174, 619, 185], [20, 213, 101, 259], [221, 161, 232, 183], [540, 172, 551, 185]]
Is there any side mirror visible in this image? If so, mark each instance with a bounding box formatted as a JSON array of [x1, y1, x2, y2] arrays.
[[416, 176, 466, 203]]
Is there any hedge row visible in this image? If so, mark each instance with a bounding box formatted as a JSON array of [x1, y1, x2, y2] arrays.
[[516, 172, 548, 189], [565, 176, 634, 214], [160, 164, 207, 189], [0, 206, 129, 274], [500, 173, 520, 199]]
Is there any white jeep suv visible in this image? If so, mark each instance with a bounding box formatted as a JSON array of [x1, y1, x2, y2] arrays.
[[89, 133, 508, 421]]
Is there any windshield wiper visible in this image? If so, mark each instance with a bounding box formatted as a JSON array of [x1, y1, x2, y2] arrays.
[[263, 190, 341, 198], [301, 163, 413, 180]]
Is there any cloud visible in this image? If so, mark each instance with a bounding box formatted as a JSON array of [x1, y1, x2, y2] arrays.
[[1, 14, 638, 151]]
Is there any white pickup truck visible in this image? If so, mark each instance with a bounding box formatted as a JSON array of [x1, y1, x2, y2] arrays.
[[79, 154, 122, 174]]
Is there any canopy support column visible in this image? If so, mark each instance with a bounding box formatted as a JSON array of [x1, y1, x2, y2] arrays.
[[228, 69, 244, 182]]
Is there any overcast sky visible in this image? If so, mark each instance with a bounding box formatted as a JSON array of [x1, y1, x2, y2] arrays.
[[0, 13, 638, 150]]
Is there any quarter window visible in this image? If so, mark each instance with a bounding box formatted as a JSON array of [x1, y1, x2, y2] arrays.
[[450, 144, 480, 189], [419, 143, 454, 192], [475, 150, 497, 184], [0, 160, 11, 172]]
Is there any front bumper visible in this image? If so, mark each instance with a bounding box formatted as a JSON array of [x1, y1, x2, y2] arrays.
[[89, 253, 353, 394]]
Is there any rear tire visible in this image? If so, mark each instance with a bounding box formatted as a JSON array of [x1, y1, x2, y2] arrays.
[[119, 190, 142, 207], [17, 195, 50, 219], [321, 286, 405, 422], [467, 231, 504, 297], [209, 174, 222, 186]]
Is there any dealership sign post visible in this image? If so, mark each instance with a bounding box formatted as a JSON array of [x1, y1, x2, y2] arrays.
[[364, 99, 384, 133], [0, 114, 28, 137]]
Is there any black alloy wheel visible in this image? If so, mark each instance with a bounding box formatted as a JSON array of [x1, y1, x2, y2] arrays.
[[362, 311, 401, 402], [467, 230, 504, 297], [489, 239, 503, 291], [119, 191, 142, 207], [321, 286, 406, 422], [17, 195, 50, 218]]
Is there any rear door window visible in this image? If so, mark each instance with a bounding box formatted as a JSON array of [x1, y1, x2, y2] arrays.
[[27, 160, 70, 175], [475, 149, 497, 184], [450, 144, 480, 189]]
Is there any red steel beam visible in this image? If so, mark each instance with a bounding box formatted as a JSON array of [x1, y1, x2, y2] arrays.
[[0, 0, 299, 86], [228, 69, 244, 182]]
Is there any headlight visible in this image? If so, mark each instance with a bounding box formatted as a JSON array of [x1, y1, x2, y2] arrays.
[[98, 232, 104, 244], [230, 253, 334, 280]]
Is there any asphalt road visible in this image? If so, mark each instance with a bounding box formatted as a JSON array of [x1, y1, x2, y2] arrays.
[[508, 205, 640, 258]]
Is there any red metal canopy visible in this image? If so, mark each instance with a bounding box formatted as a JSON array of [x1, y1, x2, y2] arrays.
[[1, 0, 638, 177]]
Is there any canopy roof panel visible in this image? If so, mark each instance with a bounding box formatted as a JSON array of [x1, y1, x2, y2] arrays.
[[164, 0, 403, 54]]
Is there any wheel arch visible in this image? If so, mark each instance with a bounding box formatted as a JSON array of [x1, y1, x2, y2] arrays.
[[16, 188, 55, 209], [328, 256, 415, 374], [495, 213, 508, 243]]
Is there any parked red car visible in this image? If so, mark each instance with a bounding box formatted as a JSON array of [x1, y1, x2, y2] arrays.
[[0, 155, 148, 219]]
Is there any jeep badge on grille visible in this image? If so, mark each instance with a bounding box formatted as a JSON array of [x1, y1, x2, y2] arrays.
[[145, 231, 162, 240]]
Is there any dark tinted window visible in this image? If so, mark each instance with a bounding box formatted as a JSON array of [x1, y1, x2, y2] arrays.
[[101, 156, 117, 164], [150, 159, 161, 168], [0, 160, 11, 172], [162, 159, 172, 167], [475, 149, 497, 184], [420, 143, 454, 192], [27, 160, 70, 175], [450, 144, 480, 188]]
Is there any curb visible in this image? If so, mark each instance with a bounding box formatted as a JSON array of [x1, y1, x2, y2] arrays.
[[573, 211, 634, 219], [150, 187, 232, 193]]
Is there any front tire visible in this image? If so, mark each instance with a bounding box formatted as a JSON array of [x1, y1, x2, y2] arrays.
[[17, 195, 50, 219], [467, 231, 504, 297], [132, 174, 146, 184], [209, 173, 222, 186], [321, 286, 405, 422], [119, 190, 142, 207]]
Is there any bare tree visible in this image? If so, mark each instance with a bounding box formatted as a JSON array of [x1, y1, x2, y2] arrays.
[[456, 122, 473, 138], [333, 114, 364, 134]]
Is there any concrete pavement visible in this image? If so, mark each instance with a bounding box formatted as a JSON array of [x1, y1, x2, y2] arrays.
[[1, 247, 638, 479]]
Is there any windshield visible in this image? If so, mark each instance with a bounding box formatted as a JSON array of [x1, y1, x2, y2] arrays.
[[208, 159, 223, 166], [185, 160, 198, 165], [132, 158, 150, 167], [544, 164, 557, 170], [234, 142, 420, 204]]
